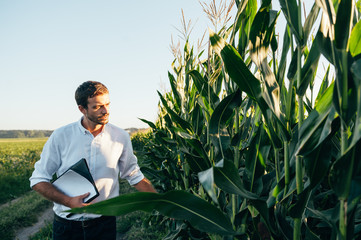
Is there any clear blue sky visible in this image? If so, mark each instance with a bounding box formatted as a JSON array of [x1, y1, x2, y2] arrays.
[[0, 0, 213, 130], [0, 0, 320, 130]]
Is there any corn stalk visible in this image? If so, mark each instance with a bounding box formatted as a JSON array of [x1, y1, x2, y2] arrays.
[[70, 1, 361, 239]]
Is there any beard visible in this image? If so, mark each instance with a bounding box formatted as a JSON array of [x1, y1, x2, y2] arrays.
[[86, 113, 109, 125]]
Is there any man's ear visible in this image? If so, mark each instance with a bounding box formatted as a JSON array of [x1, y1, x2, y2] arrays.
[[78, 105, 86, 115]]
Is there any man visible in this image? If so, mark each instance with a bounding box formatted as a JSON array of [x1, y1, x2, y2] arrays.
[[30, 81, 156, 240]]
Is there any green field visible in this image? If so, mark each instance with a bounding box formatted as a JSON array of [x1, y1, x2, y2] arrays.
[[0, 138, 50, 240], [0, 138, 47, 204], [0, 134, 166, 239]]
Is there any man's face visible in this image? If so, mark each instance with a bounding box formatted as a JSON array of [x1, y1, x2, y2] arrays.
[[81, 93, 110, 125]]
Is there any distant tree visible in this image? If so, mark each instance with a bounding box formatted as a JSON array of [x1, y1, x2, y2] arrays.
[[0, 130, 52, 138]]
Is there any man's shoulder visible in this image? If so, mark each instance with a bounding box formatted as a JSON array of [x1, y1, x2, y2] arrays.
[[52, 121, 80, 137], [106, 123, 128, 135]]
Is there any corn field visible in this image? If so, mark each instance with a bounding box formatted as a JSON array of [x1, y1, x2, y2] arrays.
[[73, 0, 361, 239]]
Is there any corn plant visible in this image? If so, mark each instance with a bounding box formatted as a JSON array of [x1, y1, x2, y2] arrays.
[[72, 0, 361, 239]]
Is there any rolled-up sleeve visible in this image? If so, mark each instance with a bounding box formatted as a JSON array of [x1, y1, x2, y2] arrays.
[[118, 133, 144, 186]]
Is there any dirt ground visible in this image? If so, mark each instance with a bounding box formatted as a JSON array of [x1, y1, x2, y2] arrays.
[[15, 207, 53, 240], [14, 207, 125, 240]]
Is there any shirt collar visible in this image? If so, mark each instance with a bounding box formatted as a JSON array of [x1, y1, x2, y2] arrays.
[[77, 117, 89, 135], [77, 117, 108, 135]]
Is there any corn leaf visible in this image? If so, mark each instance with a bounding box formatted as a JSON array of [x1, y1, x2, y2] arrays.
[[306, 207, 338, 229], [168, 72, 182, 111], [198, 167, 218, 204], [209, 90, 242, 160], [349, 20, 361, 57], [349, 59, 361, 149], [213, 159, 258, 200], [69, 191, 237, 235], [303, 3, 320, 43], [297, 33, 321, 97], [287, 47, 301, 80], [244, 126, 263, 192], [138, 118, 157, 129], [157, 91, 193, 133], [249, 7, 279, 65], [329, 143, 359, 200], [315, 65, 330, 103], [210, 30, 289, 145], [303, 127, 338, 189], [188, 70, 220, 106], [191, 103, 205, 137], [334, 0, 353, 50], [279, 0, 302, 44], [295, 82, 335, 156], [277, 26, 291, 84], [175, 131, 211, 171], [289, 187, 311, 218], [210, 29, 262, 101]]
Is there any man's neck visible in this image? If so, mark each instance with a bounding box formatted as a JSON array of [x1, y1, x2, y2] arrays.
[[81, 118, 104, 137]]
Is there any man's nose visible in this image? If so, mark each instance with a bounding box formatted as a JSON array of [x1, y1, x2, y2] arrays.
[[102, 105, 109, 114]]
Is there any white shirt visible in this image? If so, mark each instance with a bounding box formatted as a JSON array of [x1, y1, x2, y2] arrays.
[[29, 118, 144, 220]]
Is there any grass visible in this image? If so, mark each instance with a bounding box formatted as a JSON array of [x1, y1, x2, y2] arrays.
[[0, 138, 50, 239], [0, 138, 47, 204], [117, 211, 167, 240], [29, 222, 52, 240], [0, 191, 51, 240]]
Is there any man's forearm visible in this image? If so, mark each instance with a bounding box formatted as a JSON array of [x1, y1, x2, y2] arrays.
[[33, 182, 72, 206], [32, 182, 89, 208], [133, 178, 157, 193]]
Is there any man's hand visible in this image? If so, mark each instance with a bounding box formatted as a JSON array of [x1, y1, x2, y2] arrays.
[[32, 182, 90, 208], [67, 192, 90, 208]]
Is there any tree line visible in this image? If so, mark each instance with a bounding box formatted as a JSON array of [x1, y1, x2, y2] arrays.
[[0, 130, 53, 138], [0, 128, 145, 138]]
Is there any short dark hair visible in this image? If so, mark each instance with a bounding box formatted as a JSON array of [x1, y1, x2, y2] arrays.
[[75, 81, 109, 109]]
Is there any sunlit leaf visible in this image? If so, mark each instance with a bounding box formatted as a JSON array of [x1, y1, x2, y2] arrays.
[[249, 7, 279, 65], [210, 30, 289, 145], [69, 191, 237, 235], [210, 29, 262, 101], [349, 20, 361, 57]]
